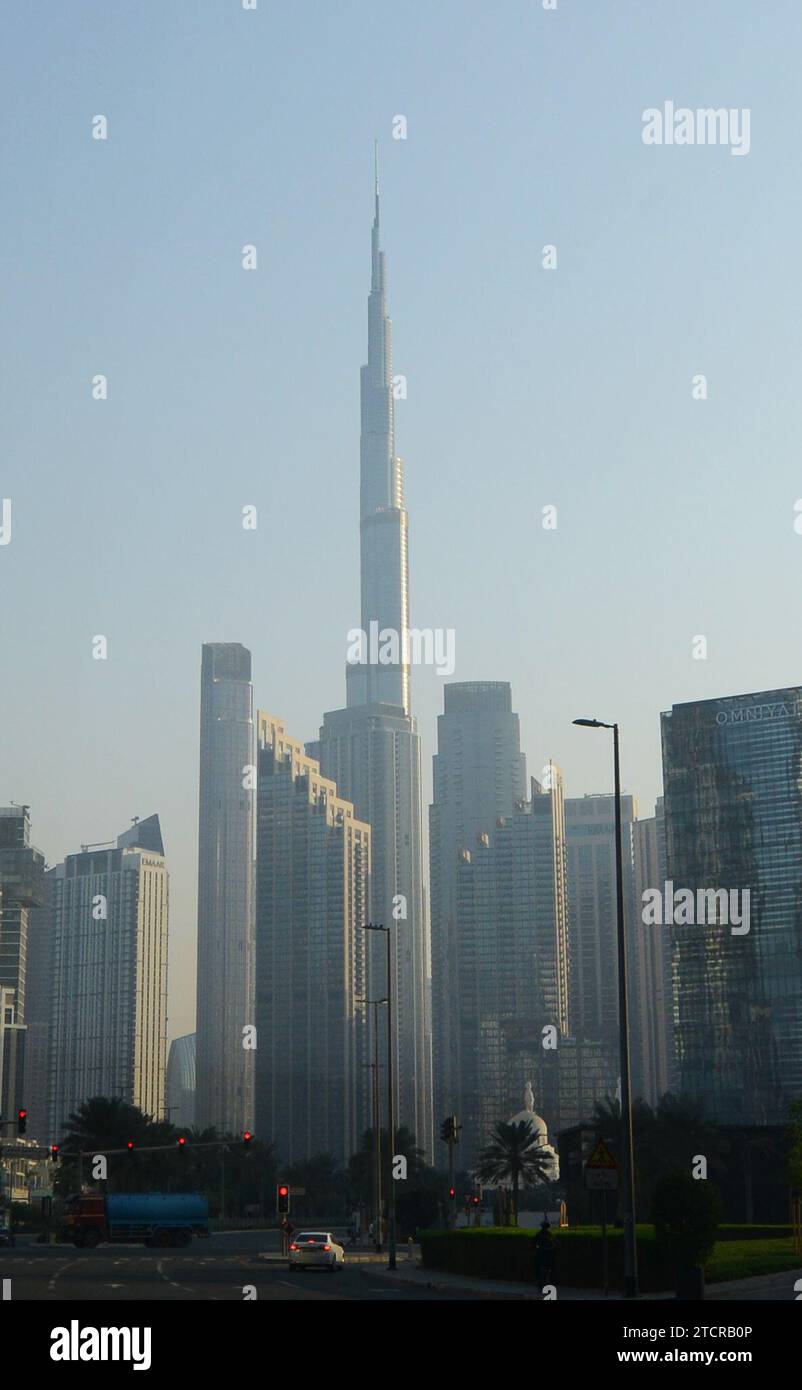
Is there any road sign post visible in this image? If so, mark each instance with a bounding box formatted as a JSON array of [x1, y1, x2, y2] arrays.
[[585, 1138, 619, 1296]]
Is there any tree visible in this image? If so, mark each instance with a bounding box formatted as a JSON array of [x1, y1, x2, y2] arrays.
[[347, 1126, 425, 1208], [788, 1098, 802, 1194], [57, 1097, 171, 1193], [476, 1120, 554, 1226], [652, 1170, 721, 1282], [285, 1153, 343, 1221]]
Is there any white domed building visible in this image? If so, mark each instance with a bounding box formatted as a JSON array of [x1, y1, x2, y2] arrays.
[[508, 1081, 560, 1183]]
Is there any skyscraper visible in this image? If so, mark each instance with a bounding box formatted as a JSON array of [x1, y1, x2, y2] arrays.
[[0, 806, 45, 1025], [255, 713, 371, 1164], [444, 772, 568, 1168], [429, 682, 527, 1127], [47, 817, 169, 1138], [661, 687, 802, 1123], [195, 642, 255, 1135], [320, 155, 430, 1153], [564, 795, 634, 1105], [0, 806, 44, 1126], [166, 1033, 196, 1132], [631, 804, 674, 1105]]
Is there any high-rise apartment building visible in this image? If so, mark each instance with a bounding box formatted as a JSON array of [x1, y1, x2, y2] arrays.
[[430, 681, 528, 1125], [47, 816, 169, 1138], [661, 687, 802, 1123], [631, 803, 674, 1105], [0, 806, 44, 1124], [255, 714, 371, 1164], [195, 642, 255, 1134], [0, 806, 45, 1025], [444, 772, 568, 1169]]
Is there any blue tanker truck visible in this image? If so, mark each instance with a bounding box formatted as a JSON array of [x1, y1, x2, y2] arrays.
[[63, 1191, 210, 1248]]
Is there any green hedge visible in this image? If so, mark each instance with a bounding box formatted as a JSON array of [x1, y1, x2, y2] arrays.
[[716, 1225, 792, 1241], [419, 1226, 798, 1292]]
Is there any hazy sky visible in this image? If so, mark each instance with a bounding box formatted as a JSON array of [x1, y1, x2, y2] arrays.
[[3, 1, 801, 1040]]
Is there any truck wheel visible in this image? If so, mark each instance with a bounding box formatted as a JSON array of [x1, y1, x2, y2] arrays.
[[83, 1229, 101, 1249]]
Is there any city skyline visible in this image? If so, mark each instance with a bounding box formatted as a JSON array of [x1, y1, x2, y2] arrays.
[[5, 3, 800, 1042]]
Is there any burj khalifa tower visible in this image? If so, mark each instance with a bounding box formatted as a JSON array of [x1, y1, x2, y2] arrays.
[[320, 149, 431, 1155], [346, 147, 410, 714]]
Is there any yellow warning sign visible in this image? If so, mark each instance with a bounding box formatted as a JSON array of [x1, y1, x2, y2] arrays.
[[585, 1139, 618, 1170]]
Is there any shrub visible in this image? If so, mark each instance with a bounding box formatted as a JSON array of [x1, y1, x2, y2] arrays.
[[652, 1171, 721, 1273]]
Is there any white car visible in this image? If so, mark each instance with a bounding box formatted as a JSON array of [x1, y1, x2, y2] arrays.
[[288, 1231, 345, 1271]]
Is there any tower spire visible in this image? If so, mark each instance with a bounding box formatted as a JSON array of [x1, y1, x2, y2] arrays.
[[374, 139, 379, 219]]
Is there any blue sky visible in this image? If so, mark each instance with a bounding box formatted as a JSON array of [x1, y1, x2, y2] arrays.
[[3, 1, 801, 1038]]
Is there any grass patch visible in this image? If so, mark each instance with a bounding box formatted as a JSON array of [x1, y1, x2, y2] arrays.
[[706, 1238, 800, 1283]]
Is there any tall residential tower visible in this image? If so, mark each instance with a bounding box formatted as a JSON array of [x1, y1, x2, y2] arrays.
[[195, 643, 255, 1134]]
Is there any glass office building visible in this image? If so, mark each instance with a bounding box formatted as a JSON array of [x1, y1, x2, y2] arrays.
[[661, 687, 802, 1123]]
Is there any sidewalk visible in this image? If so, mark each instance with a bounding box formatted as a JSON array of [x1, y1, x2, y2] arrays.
[[362, 1260, 802, 1302]]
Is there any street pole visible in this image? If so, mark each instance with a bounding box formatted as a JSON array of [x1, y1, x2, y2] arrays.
[[385, 925, 397, 1270], [373, 1002, 382, 1252], [613, 723, 638, 1299], [361, 924, 396, 1270], [573, 717, 639, 1299]]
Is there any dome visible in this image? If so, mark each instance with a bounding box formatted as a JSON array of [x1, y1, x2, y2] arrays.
[[509, 1080, 548, 1140], [509, 1107, 548, 1140], [507, 1081, 560, 1181]]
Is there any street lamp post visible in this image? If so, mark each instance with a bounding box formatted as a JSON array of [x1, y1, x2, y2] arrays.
[[358, 993, 388, 1251], [361, 923, 397, 1270], [573, 718, 639, 1299]]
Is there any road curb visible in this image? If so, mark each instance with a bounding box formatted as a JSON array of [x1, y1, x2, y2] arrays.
[[357, 1265, 539, 1300]]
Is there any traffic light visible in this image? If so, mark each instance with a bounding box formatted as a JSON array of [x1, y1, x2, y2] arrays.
[[50, 1144, 60, 1163], [17, 1108, 28, 1135], [177, 1135, 187, 1153], [126, 1140, 135, 1157], [277, 1183, 290, 1215], [243, 1131, 253, 1147], [448, 1186, 456, 1200], [440, 1114, 461, 1143]]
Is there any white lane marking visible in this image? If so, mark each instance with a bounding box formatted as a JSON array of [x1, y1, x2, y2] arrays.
[[155, 1257, 197, 1295], [2, 1279, 10, 1300], [48, 1259, 82, 1292]]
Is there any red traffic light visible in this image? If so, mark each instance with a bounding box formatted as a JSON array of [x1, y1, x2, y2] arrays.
[[18, 1108, 27, 1119], [17, 1108, 28, 1134], [177, 1135, 187, 1148], [50, 1144, 60, 1162], [279, 1184, 288, 1196], [449, 1187, 456, 1199], [126, 1140, 135, 1151], [243, 1131, 253, 1143]]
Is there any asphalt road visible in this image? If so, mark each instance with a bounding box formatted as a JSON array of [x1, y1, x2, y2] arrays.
[[0, 1230, 468, 1301]]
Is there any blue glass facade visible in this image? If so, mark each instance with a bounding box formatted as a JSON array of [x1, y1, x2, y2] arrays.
[[661, 688, 802, 1123]]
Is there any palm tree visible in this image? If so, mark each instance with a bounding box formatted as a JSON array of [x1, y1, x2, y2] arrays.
[[60, 1096, 153, 1152], [476, 1120, 554, 1226]]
